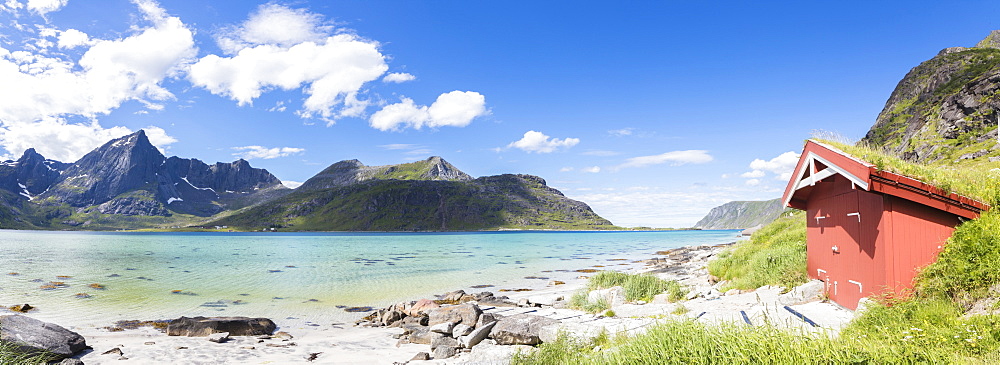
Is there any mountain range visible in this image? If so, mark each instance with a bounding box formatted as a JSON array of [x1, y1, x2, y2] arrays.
[[0, 130, 614, 231]]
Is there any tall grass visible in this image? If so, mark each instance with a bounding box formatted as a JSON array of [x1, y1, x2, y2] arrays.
[[919, 210, 1000, 307], [707, 210, 807, 291], [0, 341, 56, 365], [568, 271, 686, 313], [586, 271, 687, 302]]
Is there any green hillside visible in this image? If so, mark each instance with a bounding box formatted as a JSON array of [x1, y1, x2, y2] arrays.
[[212, 174, 616, 231]]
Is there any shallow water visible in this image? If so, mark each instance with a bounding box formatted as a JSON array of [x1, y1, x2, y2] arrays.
[[0, 230, 737, 326]]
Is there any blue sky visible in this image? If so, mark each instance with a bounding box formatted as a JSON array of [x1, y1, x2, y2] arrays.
[[2, 1, 999, 227]]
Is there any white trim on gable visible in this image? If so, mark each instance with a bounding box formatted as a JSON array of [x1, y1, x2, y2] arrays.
[[782, 151, 870, 207]]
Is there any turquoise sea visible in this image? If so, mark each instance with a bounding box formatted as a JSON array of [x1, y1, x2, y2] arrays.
[[0, 230, 737, 326]]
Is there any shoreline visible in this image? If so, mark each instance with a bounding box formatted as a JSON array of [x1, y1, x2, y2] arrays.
[[6, 240, 854, 364]]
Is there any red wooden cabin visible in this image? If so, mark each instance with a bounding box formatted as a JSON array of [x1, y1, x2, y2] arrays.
[[781, 140, 988, 310]]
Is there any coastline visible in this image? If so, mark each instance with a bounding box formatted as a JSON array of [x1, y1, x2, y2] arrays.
[[6, 239, 852, 364]]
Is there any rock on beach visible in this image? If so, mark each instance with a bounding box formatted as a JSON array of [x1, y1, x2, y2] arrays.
[[0, 315, 89, 359]]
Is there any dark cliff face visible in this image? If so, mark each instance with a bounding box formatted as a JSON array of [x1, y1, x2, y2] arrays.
[[0, 148, 69, 198], [33, 130, 285, 217], [861, 31, 1000, 163], [41, 130, 166, 207]]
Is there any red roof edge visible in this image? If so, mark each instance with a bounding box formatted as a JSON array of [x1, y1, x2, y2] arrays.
[[869, 169, 989, 220], [783, 140, 990, 220]]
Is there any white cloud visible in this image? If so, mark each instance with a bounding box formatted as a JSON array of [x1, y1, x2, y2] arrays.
[[282, 180, 303, 189], [191, 4, 386, 123], [745, 179, 761, 186], [56, 29, 91, 48], [26, 0, 66, 15], [0, 118, 177, 162], [2, 0, 24, 12], [608, 128, 633, 137], [142, 126, 178, 153], [0, 0, 195, 124], [215, 3, 331, 54], [744, 151, 800, 181], [581, 166, 601, 173], [383, 72, 416, 83], [369, 91, 487, 131], [232, 145, 305, 160], [559, 167, 573, 172], [0, 1, 192, 161], [507, 130, 580, 153], [616, 150, 713, 169]]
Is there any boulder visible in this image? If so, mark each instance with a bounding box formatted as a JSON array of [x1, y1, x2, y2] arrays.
[[477, 296, 516, 307], [429, 322, 455, 335], [459, 321, 496, 348], [410, 352, 430, 361], [402, 315, 429, 326], [431, 335, 460, 359], [441, 290, 466, 303], [404, 326, 433, 345], [587, 286, 626, 307], [0, 315, 88, 359], [57, 359, 85, 365], [452, 323, 474, 337], [476, 313, 499, 328], [430, 334, 460, 351], [166, 316, 276, 337], [379, 309, 405, 326], [428, 303, 481, 327], [489, 314, 559, 345], [206, 332, 230, 343], [408, 299, 440, 316]]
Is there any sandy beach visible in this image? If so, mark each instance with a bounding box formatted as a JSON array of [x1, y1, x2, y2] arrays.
[[6, 241, 854, 364]]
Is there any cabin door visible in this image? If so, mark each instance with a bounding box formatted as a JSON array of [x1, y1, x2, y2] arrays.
[[810, 189, 866, 310]]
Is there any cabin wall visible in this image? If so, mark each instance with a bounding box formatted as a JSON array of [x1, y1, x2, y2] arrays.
[[882, 196, 961, 297]]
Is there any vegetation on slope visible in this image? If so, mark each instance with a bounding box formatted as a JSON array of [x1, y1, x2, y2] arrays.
[[862, 45, 1000, 163], [212, 174, 615, 231], [707, 210, 807, 292], [518, 141, 1000, 364]]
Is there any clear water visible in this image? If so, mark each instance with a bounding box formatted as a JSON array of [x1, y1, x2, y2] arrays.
[[0, 230, 737, 326]]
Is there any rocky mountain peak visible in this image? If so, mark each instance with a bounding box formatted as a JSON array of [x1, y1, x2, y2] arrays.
[[423, 156, 472, 181], [861, 31, 1000, 163], [0, 148, 67, 197], [975, 30, 1000, 49], [17, 148, 41, 163]]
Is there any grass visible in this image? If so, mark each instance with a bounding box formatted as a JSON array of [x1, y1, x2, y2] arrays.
[[707, 210, 807, 292], [0, 340, 58, 365], [515, 313, 1000, 364], [567, 271, 686, 313], [586, 271, 686, 303]]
